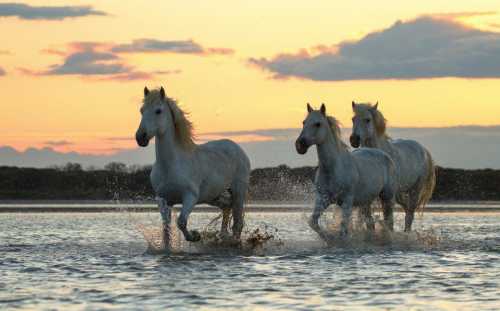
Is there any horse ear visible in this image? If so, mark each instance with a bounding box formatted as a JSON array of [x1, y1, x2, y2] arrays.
[[307, 103, 313, 113], [160, 87, 166, 100], [144, 87, 149, 97], [373, 102, 379, 110], [320, 103, 326, 115], [352, 101, 356, 110]]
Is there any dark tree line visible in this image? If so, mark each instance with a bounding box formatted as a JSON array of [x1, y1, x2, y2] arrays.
[[0, 163, 499, 201]]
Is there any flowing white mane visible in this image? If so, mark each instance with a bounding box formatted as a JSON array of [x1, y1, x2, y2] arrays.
[[325, 115, 349, 150], [144, 89, 196, 150], [353, 103, 390, 139]]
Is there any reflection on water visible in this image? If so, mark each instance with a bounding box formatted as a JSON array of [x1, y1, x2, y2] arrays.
[[0, 210, 499, 310]]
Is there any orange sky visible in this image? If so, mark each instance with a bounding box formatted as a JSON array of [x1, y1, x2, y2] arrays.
[[0, 0, 499, 154]]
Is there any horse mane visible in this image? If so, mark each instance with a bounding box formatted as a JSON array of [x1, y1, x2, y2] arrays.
[[354, 103, 390, 139], [144, 89, 196, 150], [325, 115, 349, 150]]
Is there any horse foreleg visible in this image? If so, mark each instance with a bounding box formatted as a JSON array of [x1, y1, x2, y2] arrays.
[[360, 204, 375, 232], [158, 197, 172, 250], [339, 196, 354, 237], [382, 198, 395, 231], [309, 192, 329, 234], [177, 193, 201, 242]]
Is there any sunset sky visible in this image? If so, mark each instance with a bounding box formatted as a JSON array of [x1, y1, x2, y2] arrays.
[[1, 1, 499, 158]]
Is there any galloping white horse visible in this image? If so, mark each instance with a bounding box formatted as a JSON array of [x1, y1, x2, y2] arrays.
[[136, 86, 251, 245], [296, 103, 398, 237], [350, 102, 435, 231]]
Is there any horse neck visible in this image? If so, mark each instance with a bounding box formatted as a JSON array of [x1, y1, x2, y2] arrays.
[[155, 126, 183, 168], [366, 133, 391, 150], [316, 130, 348, 173]]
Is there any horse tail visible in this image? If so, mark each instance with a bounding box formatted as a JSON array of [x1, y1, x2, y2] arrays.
[[417, 149, 436, 212]]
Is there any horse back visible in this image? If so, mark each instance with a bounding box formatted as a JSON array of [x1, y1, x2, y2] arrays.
[[199, 139, 250, 170], [196, 139, 251, 184]]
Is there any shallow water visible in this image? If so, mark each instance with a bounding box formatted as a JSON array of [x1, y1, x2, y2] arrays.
[[0, 210, 499, 310]]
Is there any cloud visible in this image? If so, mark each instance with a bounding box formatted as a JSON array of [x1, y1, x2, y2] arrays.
[[249, 15, 500, 81], [44, 140, 73, 147], [46, 47, 128, 76], [428, 11, 497, 20], [27, 42, 179, 81], [0, 67, 5, 76], [0, 50, 10, 55], [0, 3, 107, 20], [111, 39, 234, 55], [24, 39, 227, 81]]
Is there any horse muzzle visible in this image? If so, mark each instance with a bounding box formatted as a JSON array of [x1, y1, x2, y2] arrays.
[[349, 134, 360, 148], [136, 131, 150, 147], [295, 138, 309, 155]]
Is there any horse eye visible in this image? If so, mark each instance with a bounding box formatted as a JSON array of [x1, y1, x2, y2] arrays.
[[155, 109, 162, 115], [365, 119, 371, 123], [315, 122, 321, 128]]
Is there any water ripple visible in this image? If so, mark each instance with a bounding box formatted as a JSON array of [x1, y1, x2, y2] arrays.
[[0, 211, 499, 310]]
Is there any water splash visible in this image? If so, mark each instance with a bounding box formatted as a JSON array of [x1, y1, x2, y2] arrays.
[[125, 207, 183, 254], [315, 206, 443, 251], [194, 213, 284, 255]]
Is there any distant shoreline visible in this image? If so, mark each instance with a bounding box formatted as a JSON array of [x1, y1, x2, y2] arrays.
[[1, 165, 499, 202], [1, 202, 499, 213]]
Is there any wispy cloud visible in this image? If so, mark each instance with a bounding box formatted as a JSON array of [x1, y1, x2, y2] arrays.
[[0, 67, 5, 76], [0, 3, 107, 20], [44, 140, 73, 147], [0, 50, 11, 55], [111, 39, 234, 56], [3, 126, 500, 169], [250, 15, 500, 81], [427, 11, 497, 20], [105, 137, 135, 142]]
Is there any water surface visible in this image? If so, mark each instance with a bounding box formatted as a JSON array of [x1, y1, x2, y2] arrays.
[[1, 210, 499, 310]]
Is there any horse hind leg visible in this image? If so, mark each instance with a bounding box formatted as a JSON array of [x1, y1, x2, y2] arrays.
[[211, 189, 232, 238], [230, 181, 247, 240], [220, 207, 232, 238], [404, 190, 419, 232]]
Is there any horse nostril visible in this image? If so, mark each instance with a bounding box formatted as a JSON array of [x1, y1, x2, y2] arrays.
[[295, 137, 308, 154], [136, 131, 149, 147], [350, 135, 360, 147]]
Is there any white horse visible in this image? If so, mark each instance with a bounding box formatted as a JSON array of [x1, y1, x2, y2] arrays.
[[136, 86, 251, 245], [296, 103, 398, 237], [350, 102, 436, 231]]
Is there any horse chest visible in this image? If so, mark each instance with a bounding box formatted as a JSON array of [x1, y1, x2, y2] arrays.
[[150, 167, 191, 203], [316, 175, 346, 202]]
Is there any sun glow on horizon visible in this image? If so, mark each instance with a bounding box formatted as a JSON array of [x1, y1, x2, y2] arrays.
[[1, 1, 500, 155]]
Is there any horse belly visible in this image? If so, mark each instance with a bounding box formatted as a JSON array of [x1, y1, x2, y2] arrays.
[[198, 172, 232, 203]]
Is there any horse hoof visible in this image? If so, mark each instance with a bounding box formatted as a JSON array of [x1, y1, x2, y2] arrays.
[[189, 230, 201, 242], [339, 230, 348, 240]]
